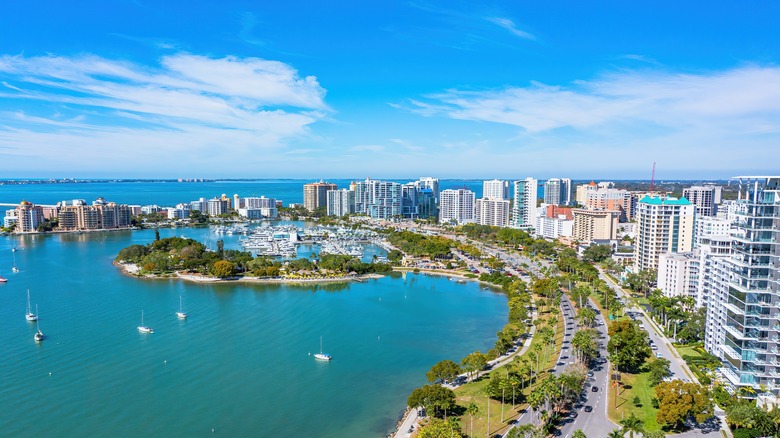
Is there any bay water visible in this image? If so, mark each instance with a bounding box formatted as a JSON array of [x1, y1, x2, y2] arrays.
[[0, 226, 507, 436]]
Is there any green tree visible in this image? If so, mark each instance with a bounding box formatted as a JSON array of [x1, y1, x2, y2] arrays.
[[655, 380, 714, 430], [572, 430, 587, 438], [417, 416, 463, 438], [466, 402, 479, 438], [154, 228, 160, 241], [607, 320, 651, 372], [583, 244, 612, 263], [620, 413, 644, 438], [606, 429, 624, 438], [647, 357, 672, 386], [211, 260, 236, 278], [571, 329, 598, 363], [461, 352, 487, 379], [426, 360, 462, 384], [577, 307, 597, 328], [407, 385, 456, 419]]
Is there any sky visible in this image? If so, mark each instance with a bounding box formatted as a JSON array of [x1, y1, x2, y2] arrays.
[[0, 1, 778, 179]]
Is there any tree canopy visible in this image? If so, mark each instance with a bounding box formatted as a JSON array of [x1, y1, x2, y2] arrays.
[[607, 319, 651, 372]]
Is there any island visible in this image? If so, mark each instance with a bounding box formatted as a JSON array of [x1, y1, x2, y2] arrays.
[[114, 236, 392, 284]]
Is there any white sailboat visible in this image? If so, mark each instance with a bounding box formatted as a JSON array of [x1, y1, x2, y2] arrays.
[[25, 290, 37, 321], [12, 249, 20, 273], [137, 310, 154, 334], [314, 336, 332, 361], [34, 305, 44, 342], [176, 296, 188, 319]]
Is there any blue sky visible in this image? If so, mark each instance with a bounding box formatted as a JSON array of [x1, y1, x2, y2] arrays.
[[0, 1, 778, 179]]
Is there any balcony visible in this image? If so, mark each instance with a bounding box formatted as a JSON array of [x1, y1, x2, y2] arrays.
[[725, 324, 759, 340], [721, 344, 741, 360]]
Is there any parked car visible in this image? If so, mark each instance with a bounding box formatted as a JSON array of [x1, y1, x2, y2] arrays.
[[584, 405, 593, 412]]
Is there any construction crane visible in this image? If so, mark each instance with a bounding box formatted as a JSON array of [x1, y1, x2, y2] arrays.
[[649, 162, 656, 192]]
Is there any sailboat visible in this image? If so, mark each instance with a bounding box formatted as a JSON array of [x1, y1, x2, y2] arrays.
[[0, 273, 6, 283], [12, 249, 20, 273], [25, 290, 37, 321], [34, 305, 44, 342], [176, 296, 188, 319], [314, 336, 332, 361], [137, 310, 154, 334]]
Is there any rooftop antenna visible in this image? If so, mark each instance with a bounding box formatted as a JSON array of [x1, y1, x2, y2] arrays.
[[649, 161, 656, 192]]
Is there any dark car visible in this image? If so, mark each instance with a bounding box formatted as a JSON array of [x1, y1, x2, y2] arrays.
[[570, 411, 578, 418], [584, 405, 593, 412], [591, 386, 598, 392]]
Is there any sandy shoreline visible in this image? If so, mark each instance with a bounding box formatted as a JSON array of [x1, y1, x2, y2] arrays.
[[113, 261, 384, 284]]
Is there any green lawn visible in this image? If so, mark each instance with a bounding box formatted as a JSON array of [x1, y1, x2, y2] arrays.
[[609, 367, 662, 433]]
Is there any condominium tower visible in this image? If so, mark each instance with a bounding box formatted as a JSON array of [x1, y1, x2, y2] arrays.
[[303, 181, 338, 212], [704, 176, 779, 394], [634, 196, 695, 272], [440, 189, 475, 225], [511, 178, 538, 230], [544, 178, 571, 206], [683, 185, 722, 217], [483, 179, 510, 200]]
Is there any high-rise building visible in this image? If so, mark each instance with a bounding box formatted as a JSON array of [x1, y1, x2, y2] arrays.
[[401, 183, 419, 219], [483, 179, 510, 201], [15, 200, 44, 233], [207, 198, 228, 216], [583, 187, 632, 222], [327, 189, 355, 217], [475, 198, 511, 227], [243, 196, 278, 218], [544, 178, 571, 206], [704, 176, 779, 393], [414, 177, 440, 202], [303, 181, 338, 212], [353, 179, 402, 219], [634, 196, 695, 272], [439, 189, 475, 225], [572, 209, 619, 242], [683, 185, 722, 217], [657, 252, 699, 299], [511, 178, 537, 230], [694, 216, 732, 249]]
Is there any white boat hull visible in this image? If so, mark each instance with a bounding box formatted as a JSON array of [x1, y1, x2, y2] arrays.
[[314, 353, 332, 361], [137, 326, 154, 334]]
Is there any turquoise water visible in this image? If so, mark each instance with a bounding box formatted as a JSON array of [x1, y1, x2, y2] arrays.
[[0, 228, 507, 436]]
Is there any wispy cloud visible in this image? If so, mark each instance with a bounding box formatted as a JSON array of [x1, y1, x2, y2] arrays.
[[0, 53, 330, 174], [402, 66, 780, 134], [486, 17, 535, 40]]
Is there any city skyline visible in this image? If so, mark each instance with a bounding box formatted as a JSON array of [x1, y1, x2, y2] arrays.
[[1, 1, 779, 178]]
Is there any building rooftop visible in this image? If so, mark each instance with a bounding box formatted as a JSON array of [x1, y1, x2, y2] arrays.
[[638, 196, 692, 206]]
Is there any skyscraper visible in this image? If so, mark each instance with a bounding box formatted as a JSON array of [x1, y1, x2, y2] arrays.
[[511, 178, 537, 230], [482, 179, 510, 200], [634, 196, 695, 272], [704, 176, 779, 394], [439, 189, 475, 225], [475, 198, 511, 227], [683, 185, 722, 217], [303, 181, 337, 212], [544, 178, 571, 206], [326, 189, 355, 217], [353, 179, 402, 219], [414, 177, 440, 202]]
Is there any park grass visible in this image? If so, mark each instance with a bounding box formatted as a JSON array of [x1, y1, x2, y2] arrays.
[[608, 366, 662, 433], [453, 294, 566, 437]]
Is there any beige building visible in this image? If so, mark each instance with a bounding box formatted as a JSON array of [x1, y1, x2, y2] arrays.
[[57, 203, 133, 231], [634, 196, 694, 272], [303, 181, 337, 212], [572, 208, 619, 242], [475, 198, 511, 227], [15, 200, 45, 233]]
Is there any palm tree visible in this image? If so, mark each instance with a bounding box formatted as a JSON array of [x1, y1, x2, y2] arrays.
[[466, 402, 479, 438], [498, 377, 510, 422], [508, 374, 521, 408], [620, 413, 644, 438], [572, 430, 587, 438], [606, 428, 625, 438]]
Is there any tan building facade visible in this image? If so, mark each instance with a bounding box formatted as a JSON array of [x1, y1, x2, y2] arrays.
[[303, 181, 337, 212], [572, 208, 619, 242], [634, 196, 694, 272]]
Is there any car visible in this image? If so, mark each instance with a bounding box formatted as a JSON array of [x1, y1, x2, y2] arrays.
[[587, 371, 594, 377], [561, 356, 569, 360], [591, 386, 598, 392], [570, 411, 578, 418], [656, 352, 663, 358], [557, 362, 565, 366], [651, 345, 658, 350], [584, 405, 593, 412]]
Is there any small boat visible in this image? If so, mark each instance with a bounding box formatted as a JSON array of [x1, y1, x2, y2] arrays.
[[0, 275, 6, 283], [137, 310, 154, 334], [314, 336, 332, 361], [34, 305, 44, 342], [176, 296, 188, 319], [25, 290, 37, 321]]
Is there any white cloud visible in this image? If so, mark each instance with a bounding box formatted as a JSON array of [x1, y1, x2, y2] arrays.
[[485, 17, 535, 40], [0, 53, 329, 174], [404, 66, 780, 135]]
